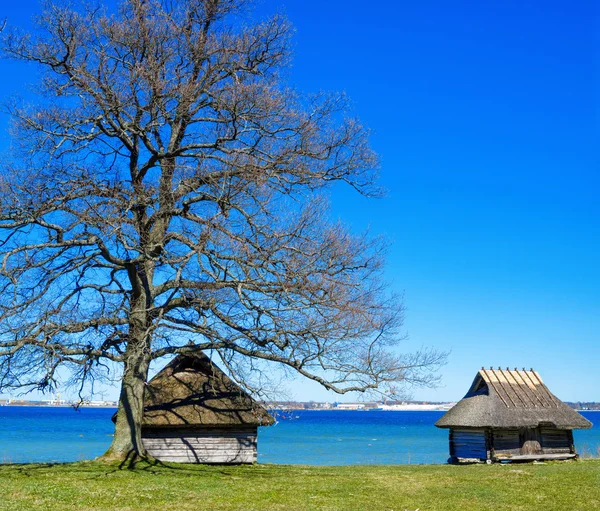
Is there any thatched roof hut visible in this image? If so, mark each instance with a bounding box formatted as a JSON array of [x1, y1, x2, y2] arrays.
[[436, 367, 592, 463], [139, 353, 274, 463]]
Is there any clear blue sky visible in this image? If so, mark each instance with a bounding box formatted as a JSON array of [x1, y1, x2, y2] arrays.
[[0, 1, 598, 403]]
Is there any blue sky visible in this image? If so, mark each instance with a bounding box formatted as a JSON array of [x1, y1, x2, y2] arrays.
[[0, 1, 598, 403]]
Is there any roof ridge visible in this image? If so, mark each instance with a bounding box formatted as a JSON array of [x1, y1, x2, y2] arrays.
[[495, 368, 519, 407], [511, 369, 541, 408], [479, 367, 568, 410], [500, 368, 531, 408], [435, 367, 593, 430], [480, 368, 510, 407], [521, 369, 552, 408]]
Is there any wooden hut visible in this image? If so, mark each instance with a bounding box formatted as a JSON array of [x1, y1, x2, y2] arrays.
[[137, 353, 274, 463], [435, 367, 592, 463]]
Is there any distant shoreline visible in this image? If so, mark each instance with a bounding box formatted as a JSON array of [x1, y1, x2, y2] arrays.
[[1, 403, 598, 412], [2, 405, 597, 413], [0, 404, 117, 409]]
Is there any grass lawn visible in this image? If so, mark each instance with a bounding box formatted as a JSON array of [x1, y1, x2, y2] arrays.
[[0, 459, 598, 511]]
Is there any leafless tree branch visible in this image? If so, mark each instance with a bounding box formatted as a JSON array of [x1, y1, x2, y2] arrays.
[[0, 0, 445, 459]]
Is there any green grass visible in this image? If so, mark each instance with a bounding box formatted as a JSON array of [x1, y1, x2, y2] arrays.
[[0, 460, 598, 511]]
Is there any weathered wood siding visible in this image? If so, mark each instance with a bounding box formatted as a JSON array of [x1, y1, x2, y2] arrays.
[[450, 429, 487, 460], [491, 427, 574, 460], [491, 429, 520, 457], [520, 428, 542, 455], [142, 427, 258, 464], [540, 428, 573, 454]]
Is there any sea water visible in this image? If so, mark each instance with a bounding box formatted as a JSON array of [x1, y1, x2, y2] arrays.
[[0, 407, 598, 465]]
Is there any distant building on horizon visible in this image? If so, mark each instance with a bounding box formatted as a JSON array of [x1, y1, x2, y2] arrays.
[[436, 367, 592, 463]]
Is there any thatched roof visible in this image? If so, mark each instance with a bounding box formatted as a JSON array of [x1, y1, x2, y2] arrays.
[[139, 353, 275, 428], [435, 367, 592, 430]]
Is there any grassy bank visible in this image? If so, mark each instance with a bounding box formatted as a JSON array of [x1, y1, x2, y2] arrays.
[[0, 460, 598, 511]]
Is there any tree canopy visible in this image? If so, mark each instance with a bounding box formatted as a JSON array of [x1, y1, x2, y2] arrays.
[[0, 0, 444, 459]]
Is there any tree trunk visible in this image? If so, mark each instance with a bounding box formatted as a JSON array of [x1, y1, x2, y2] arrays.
[[101, 341, 151, 462], [101, 259, 154, 462]]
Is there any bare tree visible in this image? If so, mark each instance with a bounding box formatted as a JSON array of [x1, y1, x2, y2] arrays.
[[0, 0, 444, 461]]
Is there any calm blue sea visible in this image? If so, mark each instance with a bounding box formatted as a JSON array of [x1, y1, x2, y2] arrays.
[[0, 407, 598, 465]]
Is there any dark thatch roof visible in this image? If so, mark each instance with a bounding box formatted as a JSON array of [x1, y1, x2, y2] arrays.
[[435, 368, 592, 430], [140, 353, 275, 428]]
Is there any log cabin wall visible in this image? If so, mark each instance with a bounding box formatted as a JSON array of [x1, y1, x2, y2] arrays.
[[519, 427, 542, 455], [142, 427, 258, 464], [490, 427, 574, 460], [451, 427, 575, 462], [539, 428, 573, 454], [490, 429, 520, 457], [449, 428, 488, 460]]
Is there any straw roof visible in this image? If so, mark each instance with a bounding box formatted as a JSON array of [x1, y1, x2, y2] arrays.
[[435, 367, 592, 430], [140, 353, 275, 428]]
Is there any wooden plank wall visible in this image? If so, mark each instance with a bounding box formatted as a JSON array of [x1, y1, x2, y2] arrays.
[[539, 428, 572, 454], [520, 428, 542, 455], [491, 427, 573, 458], [143, 428, 258, 464], [450, 429, 487, 460], [491, 429, 520, 456]]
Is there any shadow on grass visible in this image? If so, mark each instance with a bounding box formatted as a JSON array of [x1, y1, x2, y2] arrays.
[[112, 455, 288, 479], [0, 458, 597, 486], [0, 455, 292, 481]]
